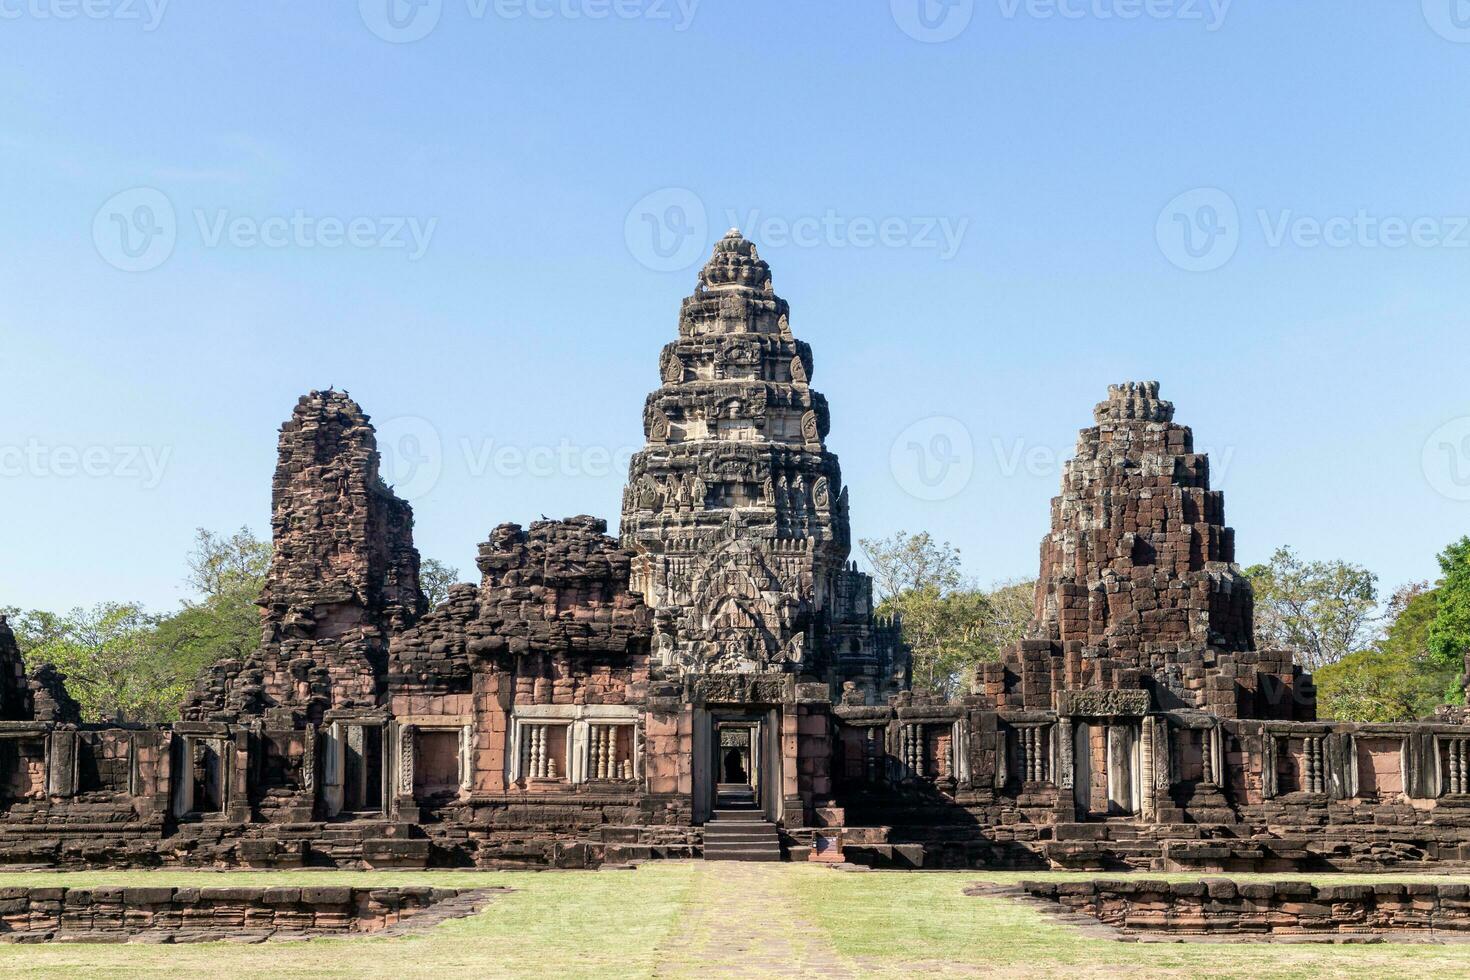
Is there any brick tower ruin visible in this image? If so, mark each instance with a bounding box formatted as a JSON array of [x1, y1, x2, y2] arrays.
[[980, 382, 1314, 721], [186, 391, 427, 724], [620, 229, 906, 701]]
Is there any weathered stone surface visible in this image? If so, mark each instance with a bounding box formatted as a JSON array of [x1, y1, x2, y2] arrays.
[[620, 230, 907, 702], [184, 390, 426, 723], [1006, 878, 1470, 939], [0, 617, 27, 720], [2, 245, 1469, 884], [976, 382, 1315, 723]]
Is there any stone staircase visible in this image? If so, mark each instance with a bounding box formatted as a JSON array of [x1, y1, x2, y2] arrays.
[[703, 785, 782, 862]]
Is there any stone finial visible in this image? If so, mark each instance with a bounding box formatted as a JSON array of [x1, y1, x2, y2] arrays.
[[1093, 381, 1174, 424], [698, 229, 768, 289]]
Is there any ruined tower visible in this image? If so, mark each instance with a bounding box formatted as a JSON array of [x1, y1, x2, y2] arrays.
[[185, 390, 426, 722], [620, 230, 905, 699], [980, 382, 1313, 720]]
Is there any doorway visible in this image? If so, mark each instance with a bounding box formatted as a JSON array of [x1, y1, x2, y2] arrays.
[[714, 720, 762, 805]]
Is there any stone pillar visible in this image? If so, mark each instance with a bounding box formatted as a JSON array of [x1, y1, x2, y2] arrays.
[[45, 730, 78, 798], [395, 723, 419, 822], [460, 724, 474, 794], [302, 725, 318, 812], [1057, 718, 1074, 790], [1153, 718, 1172, 810], [781, 701, 804, 827], [1106, 723, 1136, 815], [322, 723, 345, 816], [227, 730, 251, 823], [1404, 731, 1440, 799], [1139, 718, 1155, 822], [170, 735, 193, 818]]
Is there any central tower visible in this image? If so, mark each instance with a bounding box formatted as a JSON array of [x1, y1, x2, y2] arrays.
[[621, 230, 905, 700]]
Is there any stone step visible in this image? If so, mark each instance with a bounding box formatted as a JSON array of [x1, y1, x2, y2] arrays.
[[704, 824, 779, 837], [703, 845, 782, 862], [711, 809, 765, 822], [705, 834, 779, 847]]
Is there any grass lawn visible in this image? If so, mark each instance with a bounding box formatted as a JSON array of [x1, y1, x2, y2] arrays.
[[0, 863, 1467, 978]]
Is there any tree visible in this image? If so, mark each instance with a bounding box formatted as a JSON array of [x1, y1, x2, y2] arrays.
[[860, 532, 1035, 699], [1313, 584, 1456, 721], [153, 527, 272, 691], [862, 531, 964, 601], [1428, 536, 1470, 683], [420, 558, 462, 608], [23, 602, 180, 723], [0, 607, 66, 656], [981, 579, 1036, 659], [1245, 546, 1379, 671], [185, 526, 271, 602]]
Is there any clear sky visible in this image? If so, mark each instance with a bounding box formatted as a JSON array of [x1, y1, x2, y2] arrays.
[[3, 1, 1469, 614]]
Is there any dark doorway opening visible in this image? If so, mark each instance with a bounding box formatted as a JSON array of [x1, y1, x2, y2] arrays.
[[723, 747, 748, 783]]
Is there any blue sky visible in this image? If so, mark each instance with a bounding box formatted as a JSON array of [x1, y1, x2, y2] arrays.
[[3, 1, 1469, 613]]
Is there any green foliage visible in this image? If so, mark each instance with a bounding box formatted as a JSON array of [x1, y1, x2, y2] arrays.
[[24, 602, 178, 723], [420, 558, 462, 608], [1244, 546, 1379, 670], [861, 531, 1034, 698], [4, 527, 471, 723], [0, 607, 65, 655], [1428, 536, 1470, 679], [1314, 584, 1458, 721]]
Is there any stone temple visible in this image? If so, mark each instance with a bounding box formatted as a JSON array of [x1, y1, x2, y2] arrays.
[[2, 233, 1470, 872]]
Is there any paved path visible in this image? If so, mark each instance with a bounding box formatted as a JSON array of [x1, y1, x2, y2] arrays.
[[651, 863, 856, 978]]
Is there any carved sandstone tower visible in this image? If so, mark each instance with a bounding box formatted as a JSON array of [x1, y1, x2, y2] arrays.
[[621, 230, 905, 699], [981, 382, 1313, 720]]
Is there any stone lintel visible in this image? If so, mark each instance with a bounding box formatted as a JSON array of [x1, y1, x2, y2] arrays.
[[1056, 689, 1151, 717]]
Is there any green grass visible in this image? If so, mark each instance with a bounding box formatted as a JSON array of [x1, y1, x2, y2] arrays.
[[0, 864, 1469, 978], [789, 866, 1470, 979], [0, 865, 698, 979]]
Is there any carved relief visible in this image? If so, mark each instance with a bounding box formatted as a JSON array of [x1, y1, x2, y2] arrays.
[[1057, 689, 1152, 717], [812, 477, 831, 511], [801, 411, 820, 444], [649, 411, 671, 444]]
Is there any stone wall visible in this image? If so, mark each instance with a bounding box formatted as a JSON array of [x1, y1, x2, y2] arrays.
[[1008, 878, 1470, 939], [0, 884, 489, 943]]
